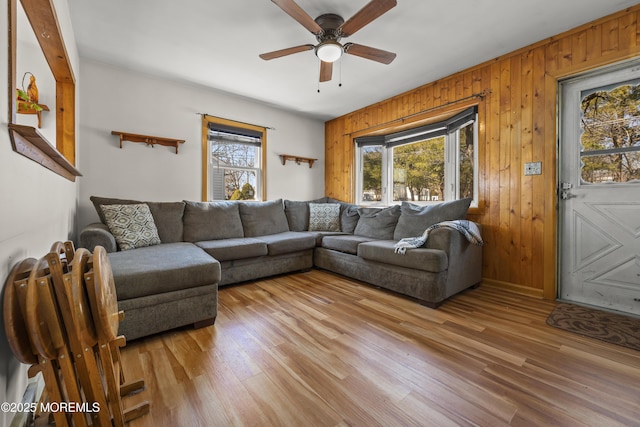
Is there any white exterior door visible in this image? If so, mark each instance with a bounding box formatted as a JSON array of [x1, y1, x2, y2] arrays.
[[559, 62, 640, 315]]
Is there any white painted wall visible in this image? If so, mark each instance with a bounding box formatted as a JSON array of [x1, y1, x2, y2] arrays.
[[0, 0, 79, 425], [14, 4, 57, 142], [77, 59, 325, 229]]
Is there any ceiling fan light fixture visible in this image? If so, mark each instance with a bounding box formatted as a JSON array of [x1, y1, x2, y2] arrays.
[[316, 40, 343, 63]]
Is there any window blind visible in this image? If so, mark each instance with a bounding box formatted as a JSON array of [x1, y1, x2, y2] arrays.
[[355, 106, 477, 148]]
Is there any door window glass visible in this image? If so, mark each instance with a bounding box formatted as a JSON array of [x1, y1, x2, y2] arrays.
[[580, 81, 640, 183]]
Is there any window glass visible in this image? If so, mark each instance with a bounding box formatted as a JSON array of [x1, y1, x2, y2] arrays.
[[205, 120, 264, 201], [210, 143, 259, 200], [355, 107, 478, 206], [361, 145, 383, 202], [580, 81, 640, 183], [459, 122, 475, 199], [392, 136, 444, 202]]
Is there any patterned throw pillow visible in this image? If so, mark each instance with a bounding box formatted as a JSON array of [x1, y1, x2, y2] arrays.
[[101, 203, 161, 251], [308, 203, 341, 232]]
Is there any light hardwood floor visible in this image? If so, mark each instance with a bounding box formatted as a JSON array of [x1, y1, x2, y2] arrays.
[[121, 270, 640, 427]]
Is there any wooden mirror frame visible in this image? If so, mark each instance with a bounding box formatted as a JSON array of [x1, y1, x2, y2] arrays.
[[7, 0, 80, 181]]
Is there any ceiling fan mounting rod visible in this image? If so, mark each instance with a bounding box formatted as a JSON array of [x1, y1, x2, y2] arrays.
[[315, 13, 345, 42]]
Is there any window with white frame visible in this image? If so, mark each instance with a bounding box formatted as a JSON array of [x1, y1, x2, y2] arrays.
[[206, 120, 265, 201], [355, 106, 478, 206]]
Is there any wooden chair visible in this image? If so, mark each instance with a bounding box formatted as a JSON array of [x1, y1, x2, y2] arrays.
[[25, 256, 89, 427], [83, 246, 150, 425], [45, 243, 112, 427], [3, 258, 68, 427], [3, 242, 149, 426]]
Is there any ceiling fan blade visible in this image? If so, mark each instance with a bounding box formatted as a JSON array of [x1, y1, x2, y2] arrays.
[[344, 43, 396, 64], [320, 61, 333, 82], [259, 44, 315, 60], [339, 0, 397, 37], [271, 0, 323, 35]]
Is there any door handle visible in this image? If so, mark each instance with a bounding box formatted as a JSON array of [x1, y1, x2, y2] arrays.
[[559, 182, 576, 200]]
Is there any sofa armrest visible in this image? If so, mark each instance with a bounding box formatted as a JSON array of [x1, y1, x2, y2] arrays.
[[425, 222, 483, 297], [80, 222, 117, 253]]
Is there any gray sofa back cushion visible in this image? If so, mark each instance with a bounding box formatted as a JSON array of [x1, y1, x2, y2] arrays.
[[239, 199, 289, 237], [340, 204, 360, 233], [183, 201, 244, 241], [326, 198, 360, 233], [90, 196, 185, 243], [393, 198, 472, 240], [284, 197, 329, 231], [353, 205, 401, 240]]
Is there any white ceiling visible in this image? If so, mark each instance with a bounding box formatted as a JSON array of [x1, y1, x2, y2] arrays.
[[67, 0, 639, 121]]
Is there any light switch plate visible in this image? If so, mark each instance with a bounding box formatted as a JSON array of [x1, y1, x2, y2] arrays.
[[524, 161, 542, 176]]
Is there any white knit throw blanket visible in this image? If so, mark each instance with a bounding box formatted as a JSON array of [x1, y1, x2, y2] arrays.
[[394, 220, 483, 254]]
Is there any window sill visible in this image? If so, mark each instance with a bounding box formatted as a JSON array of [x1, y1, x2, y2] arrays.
[[8, 123, 81, 181]]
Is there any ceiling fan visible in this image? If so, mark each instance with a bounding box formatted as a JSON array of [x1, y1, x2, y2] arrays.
[[259, 0, 397, 83]]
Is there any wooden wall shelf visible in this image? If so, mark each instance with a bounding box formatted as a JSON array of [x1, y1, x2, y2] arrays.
[[17, 100, 49, 128], [111, 131, 185, 154], [280, 154, 317, 168], [8, 124, 82, 181]]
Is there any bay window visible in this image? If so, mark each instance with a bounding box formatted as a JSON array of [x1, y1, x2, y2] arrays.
[[355, 107, 478, 206]]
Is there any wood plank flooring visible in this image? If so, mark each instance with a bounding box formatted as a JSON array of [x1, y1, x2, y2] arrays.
[[120, 270, 640, 427]]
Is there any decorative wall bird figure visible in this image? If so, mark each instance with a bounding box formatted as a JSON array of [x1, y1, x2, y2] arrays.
[[27, 74, 38, 103]]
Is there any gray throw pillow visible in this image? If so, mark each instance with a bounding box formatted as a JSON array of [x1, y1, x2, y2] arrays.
[[101, 204, 161, 251], [393, 198, 472, 240], [308, 203, 341, 232], [182, 201, 244, 242], [239, 199, 289, 237], [353, 205, 401, 240]]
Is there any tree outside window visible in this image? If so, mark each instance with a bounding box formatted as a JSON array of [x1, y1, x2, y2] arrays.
[[356, 107, 478, 206]]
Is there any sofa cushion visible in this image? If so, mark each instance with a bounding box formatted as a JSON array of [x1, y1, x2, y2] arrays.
[[340, 203, 360, 233], [303, 231, 350, 246], [284, 200, 309, 231], [326, 198, 361, 233], [145, 201, 186, 243], [393, 198, 472, 240], [354, 205, 401, 240], [195, 238, 268, 261], [183, 201, 244, 242], [239, 199, 289, 237], [309, 203, 341, 232], [107, 242, 221, 300], [101, 204, 161, 251], [91, 196, 185, 243], [284, 198, 329, 231], [91, 195, 139, 223], [358, 240, 448, 272], [321, 235, 376, 255], [256, 232, 317, 255]]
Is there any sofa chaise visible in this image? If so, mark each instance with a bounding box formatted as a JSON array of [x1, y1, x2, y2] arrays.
[[80, 196, 482, 340]]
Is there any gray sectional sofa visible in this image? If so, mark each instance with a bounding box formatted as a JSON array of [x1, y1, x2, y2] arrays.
[[80, 196, 482, 340]]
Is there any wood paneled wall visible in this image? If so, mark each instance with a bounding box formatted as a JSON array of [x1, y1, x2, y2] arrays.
[[324, 6, 640, 299]]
